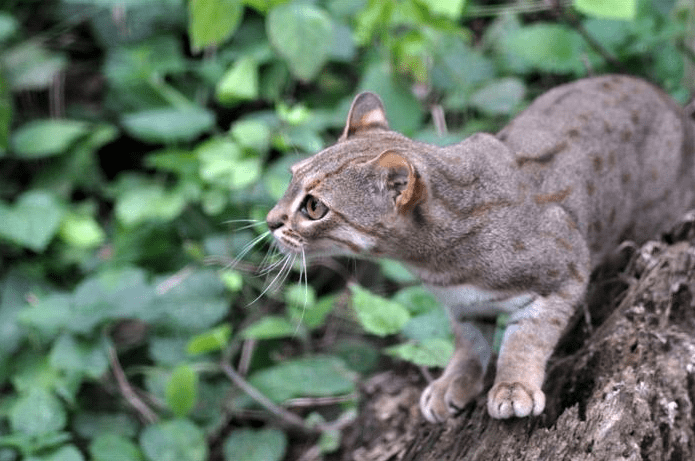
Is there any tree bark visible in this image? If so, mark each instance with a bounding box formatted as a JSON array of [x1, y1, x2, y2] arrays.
[[345, 213, 695, 461]]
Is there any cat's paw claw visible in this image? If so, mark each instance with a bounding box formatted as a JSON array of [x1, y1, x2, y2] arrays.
[[420, 375, 482, 423], [487, 382, 545, 419]]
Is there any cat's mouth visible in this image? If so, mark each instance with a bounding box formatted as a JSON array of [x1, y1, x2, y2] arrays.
[[270, 229, 304, 254]]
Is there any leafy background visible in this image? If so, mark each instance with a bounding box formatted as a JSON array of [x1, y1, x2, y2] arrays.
[[0, 0, 693, 460]]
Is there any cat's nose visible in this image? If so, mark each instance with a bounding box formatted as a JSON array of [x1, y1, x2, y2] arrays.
[[266, 207, 286, 231]]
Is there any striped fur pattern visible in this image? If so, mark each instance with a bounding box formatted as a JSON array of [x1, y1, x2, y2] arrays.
[[266, 75, 695, 420]]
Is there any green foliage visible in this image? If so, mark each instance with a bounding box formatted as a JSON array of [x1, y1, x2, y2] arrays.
[[223, 428, 287, 461], [574, 0, 638, 19], [188, 0, 244, 51], [0, 0, 691, 458], [165, 364, 198, 417], [249, 356, 356, 403], [139, 419, 207, 461], [267, 3, 335, 81], [350, 284, 411, 336]]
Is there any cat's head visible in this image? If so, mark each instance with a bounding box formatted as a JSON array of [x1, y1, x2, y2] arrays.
[[266, 92, 429, 258]]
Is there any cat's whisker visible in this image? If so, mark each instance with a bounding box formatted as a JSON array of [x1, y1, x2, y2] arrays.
[[293, 248, 309, 334], [258, 243, 283, 275], [227, 231, 271, 270], [259, 256, 285, 276], [250, 252, 297, 305]]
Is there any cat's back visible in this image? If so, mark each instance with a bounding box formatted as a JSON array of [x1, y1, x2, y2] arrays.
[[497, 75, 695, 261]]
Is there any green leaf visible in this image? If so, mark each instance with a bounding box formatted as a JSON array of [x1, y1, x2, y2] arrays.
[[230, 119, 271, 154], [11, 354, 79, 402], [401, 309, 451, 341], [90, 434, 144, 461], [392, 286, 440, 315], [196, 137, 261, 189], [216, 56, 259, 105], [241, 316, 296, 340], [285, 283, 317, 313], [0, 12, 18, 42], [2, 40, 67, 91], [72, 267, 156, 331], [139, 419, 207, 461], [115, 183, 186, 226], [358, 61, 422, 134], [292, 293, 336, 330], [10, 388, 67, 436], [574, 0, 637, 19], [503, 23, 584, 74], [385, 338, 454, 367], [332, 340, 380, 374], [430, 31, 495, 97], [219, 270, 243, 292], [470, 78, 526, 116], [11, 120, 89, 159], [189, 0, 244, 51], [49, 334, 109, 380], [378, 259, 418, 284], [73, 412, 139, 440], [122, 107, 215, 144], [419, 0, 466, 19], [318, 426, 342, 453], [249, 356, 355, 403], [263, 155, 302, 200], [0, 273, 39, 358], [223, 428, 287, 461], [350, 285, 410, 337], [267, 3, 333, 81], [151, 269, 228, 333], [150, 337, 189, 366], [145, 149, 198, 176], [187, 324, 232, 354], [104, 36, 186, 86], [58, 212, 106, 248], [30, 445, 85, 461], [165, 364, 198, 417], [0, 190, 64, 252], [17, 293, 72, 342]]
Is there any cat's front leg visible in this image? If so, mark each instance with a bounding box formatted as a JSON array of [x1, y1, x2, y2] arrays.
[[420, 322, 490, 422], [487, 275, 587, 418]]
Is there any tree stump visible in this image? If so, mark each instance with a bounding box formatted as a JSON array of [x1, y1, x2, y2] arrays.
[[345, 213, 695, 461]]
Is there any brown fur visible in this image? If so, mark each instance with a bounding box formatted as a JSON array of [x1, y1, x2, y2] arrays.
[[266, 75, 695, 420]]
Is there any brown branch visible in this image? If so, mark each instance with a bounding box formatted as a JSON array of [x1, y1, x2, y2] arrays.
[[220, 361, 315, 433], [109, 347, 158, 424], [284, 393, 358, 408]]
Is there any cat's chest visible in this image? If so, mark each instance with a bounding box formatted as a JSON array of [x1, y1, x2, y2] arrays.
[[427, 284, 536, 319]]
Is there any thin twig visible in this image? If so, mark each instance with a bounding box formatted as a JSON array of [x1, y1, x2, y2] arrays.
[[571, 20, 626, 72], [431, 104, 448, 137], [284, 393, 358, 408], [237, 339, 256, 376], [464, 0, 573, 18], [220, 361, 315, 433], [109, 347, 158, 424]]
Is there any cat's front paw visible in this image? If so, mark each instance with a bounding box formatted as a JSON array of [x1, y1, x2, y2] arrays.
[[487, 382, 545, 419], [419, 373, 483, 423]]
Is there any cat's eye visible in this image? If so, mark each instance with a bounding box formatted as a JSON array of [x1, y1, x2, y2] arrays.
[[302, 195, 328, 220]]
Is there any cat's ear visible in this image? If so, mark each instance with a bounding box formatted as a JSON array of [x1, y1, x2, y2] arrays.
[[339, 92, 390, 141], [371, 150, 426, 213]]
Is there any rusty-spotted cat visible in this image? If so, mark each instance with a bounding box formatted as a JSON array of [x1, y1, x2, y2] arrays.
[[266, 75, 695, 420]]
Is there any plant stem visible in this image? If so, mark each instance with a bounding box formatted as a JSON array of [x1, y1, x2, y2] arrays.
[[220, 361, 315, 433]]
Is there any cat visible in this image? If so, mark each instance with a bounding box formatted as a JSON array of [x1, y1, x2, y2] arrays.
[[265, 75, 695, 420]]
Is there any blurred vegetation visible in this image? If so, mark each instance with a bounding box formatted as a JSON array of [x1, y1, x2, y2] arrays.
[[0, 0, 692, 459]]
